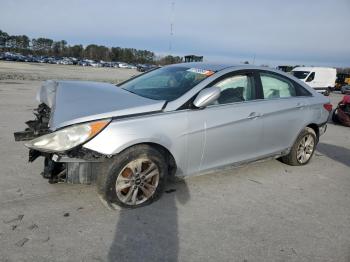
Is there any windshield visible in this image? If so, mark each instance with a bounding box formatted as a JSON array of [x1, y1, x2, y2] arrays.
[[292, 71, 310, 79], [119, 66, 214, 101]]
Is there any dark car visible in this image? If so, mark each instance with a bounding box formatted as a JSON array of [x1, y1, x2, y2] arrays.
[[341, 85, 350, 94], [137, 64, 157, 72]]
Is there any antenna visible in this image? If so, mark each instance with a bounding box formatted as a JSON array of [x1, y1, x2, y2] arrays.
[[169, 1, 175, 53]]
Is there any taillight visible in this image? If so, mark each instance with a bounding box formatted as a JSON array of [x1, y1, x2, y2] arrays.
[[323, 103, 332, 112]]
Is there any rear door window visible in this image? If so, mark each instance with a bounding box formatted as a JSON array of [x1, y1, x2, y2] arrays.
[[260, 72, 296, 99]]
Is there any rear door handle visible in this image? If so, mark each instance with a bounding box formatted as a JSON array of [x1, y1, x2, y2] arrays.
[[247, 112, 262, 119], [296, 102, 305, 108]]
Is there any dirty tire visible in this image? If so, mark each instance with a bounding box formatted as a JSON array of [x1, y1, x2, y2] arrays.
[[281, 127, 317, 166], [332, 109, 339, 123], [97, 145, 167, 209]]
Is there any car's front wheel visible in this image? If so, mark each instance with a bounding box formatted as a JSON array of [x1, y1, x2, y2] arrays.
[[281, 127, 317, 166], [97, 145, 167, 209]]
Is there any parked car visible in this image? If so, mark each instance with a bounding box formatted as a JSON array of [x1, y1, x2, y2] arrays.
[[137, 64, 157, 72], [332, 95, 350, 127], [14, 63, 331, 208], [78, 60, 89, 66], [341, 85, 350, 94], [291, 67, 336, 95], [118, 63, 129, 68]]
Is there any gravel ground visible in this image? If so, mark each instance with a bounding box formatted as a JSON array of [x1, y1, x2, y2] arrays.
[[0, 62, 349, 262], [0, 61, 138, 84]]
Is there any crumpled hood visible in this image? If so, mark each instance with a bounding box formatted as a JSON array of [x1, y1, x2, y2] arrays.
[[37, 80, 166, 130]]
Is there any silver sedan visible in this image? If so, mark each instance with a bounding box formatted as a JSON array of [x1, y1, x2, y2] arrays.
[[16, 63, 332, 208]]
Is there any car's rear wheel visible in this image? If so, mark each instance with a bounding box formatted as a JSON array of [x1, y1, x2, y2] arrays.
[[281, 127, 317, 166], [97, 145, 167, 209]]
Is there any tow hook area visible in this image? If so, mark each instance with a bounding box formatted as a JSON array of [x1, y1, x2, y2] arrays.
[[42, 157, 67, 184], [29, 148, 106, 184]]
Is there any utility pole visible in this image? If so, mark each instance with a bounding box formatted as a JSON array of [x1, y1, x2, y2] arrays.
[[169, 1, 175, 54]]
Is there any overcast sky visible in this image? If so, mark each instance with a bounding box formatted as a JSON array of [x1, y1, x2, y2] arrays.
[[1, 0, 350, 66]]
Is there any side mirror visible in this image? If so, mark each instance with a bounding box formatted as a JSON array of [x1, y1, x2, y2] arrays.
[[193, 86, 221, 108]]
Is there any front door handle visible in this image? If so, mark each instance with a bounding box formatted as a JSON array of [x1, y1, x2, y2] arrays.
[[247, 112, 262, 119]]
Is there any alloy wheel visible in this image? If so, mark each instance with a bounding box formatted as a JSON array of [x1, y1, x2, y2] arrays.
[[115, 158, 160, 206], [296, 134, 315, 164]]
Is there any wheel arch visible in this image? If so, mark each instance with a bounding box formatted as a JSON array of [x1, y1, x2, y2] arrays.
[[306, 123, 320, 142], [116, 142, 178, 178], [287, 123, 320, 150]]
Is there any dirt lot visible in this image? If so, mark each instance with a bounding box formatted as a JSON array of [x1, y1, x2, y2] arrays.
[[0, 61, 349, 262], [0, 61, 138, 84]]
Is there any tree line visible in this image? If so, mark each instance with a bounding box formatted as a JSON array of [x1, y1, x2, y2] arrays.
[[0, 29, 183, 65]]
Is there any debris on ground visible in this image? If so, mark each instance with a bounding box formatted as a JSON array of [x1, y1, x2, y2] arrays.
[[3, 214, 24, 224], [28, 224, 38, 230], [63, 212, 70, 217], [247, 179, 262, 184], [42, 235, 50, 243], [15, 238, 29, 247]]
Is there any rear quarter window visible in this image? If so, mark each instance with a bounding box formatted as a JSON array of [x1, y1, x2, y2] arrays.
[[259, 71, 312, 98], [260, 72, 296, 99]]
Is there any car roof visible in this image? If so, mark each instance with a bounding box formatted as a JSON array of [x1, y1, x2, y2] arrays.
[[168, 62, 238, 72], [166, 62, 293, 73]]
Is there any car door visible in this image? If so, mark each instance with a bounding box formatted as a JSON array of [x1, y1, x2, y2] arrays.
[[186, 71, 265, 175], [256, 71, 311, 155]]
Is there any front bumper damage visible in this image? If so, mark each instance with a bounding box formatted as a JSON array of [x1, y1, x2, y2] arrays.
[[28, 147, 106, 184], [14, 104, 106, 184]]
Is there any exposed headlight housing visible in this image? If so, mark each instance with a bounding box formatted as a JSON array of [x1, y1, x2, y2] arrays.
[[25, 119, 111, 152]]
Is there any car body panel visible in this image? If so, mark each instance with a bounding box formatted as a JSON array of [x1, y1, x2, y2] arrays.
[[186, 101, 264, 174], [37, 80, 166, 130], [82, 64, 329, 176], [27, 63, 330, 177], [83, 111, 190, 175]]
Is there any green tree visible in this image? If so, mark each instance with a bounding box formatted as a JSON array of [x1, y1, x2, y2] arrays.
[[0, 30, 9, 48], [32, 38, 54, 55]]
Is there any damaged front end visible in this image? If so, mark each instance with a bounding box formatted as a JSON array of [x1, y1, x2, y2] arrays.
[[14, 79, 166, 185], [14, 103, 51, 143], [14, 100, 109, 184]]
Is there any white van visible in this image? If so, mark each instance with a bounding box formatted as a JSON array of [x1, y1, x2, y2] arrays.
[[291, 67, 336, 94]]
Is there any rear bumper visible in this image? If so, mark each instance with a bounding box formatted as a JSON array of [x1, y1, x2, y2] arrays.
[[318, 122, 327, 136]]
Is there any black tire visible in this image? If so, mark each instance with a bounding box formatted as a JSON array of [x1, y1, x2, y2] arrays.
[[281, 127, 317, 166], [332, 109, 339, 123], [97, 144, 167, 209]]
